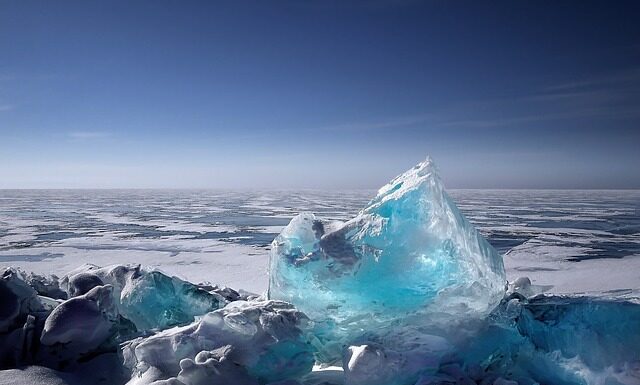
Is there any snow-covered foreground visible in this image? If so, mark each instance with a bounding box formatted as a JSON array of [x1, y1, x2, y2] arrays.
[[2, 263, 639, 385], [1, 162, 639, 385]]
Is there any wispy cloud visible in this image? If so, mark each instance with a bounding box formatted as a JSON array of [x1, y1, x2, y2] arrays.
[[67, 131, 112, 140], [435, 108, 638, 129], [302, 67, 640, 134], [544, 68, 640, 93], [431, 67, 640, 129], [319, 114, 433, 131]]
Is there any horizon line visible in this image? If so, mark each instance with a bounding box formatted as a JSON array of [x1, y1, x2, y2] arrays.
[[0, 187, 639, 192]]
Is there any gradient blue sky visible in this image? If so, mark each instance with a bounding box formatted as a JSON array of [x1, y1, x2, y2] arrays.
[[1, 1, 639, 189]]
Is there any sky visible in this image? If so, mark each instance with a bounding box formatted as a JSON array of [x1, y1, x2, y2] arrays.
[[1, 0, 639, 189]]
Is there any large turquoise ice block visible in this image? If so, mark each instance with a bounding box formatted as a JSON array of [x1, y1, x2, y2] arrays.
[[268, 158, 506, 354]]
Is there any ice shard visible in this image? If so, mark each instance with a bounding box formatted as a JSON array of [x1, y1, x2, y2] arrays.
[[268, 158, 506, 357]]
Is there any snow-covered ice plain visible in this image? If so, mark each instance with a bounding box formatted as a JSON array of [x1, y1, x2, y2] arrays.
[[1, 188, 638, 296], [0, 189, 370, 294]]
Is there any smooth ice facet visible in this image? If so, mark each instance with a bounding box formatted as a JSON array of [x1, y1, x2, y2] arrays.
[[268, 159, 506, 356]]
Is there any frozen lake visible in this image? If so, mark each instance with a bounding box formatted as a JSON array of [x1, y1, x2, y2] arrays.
[[1, 189, 639, 295]]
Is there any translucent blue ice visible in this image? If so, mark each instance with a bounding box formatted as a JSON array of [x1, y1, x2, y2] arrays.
[[268, 158, 506, 358], [449, 295, 640, 385], [118, 270, 224, 330], [63, 264, 225, 331]]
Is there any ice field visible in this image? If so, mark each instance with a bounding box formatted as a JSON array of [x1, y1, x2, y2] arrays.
[[1, 187, 638, 296]]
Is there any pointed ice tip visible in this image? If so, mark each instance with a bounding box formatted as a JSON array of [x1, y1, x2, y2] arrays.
[[414, 156, 434, 168], [374, 158, 441, 199], [415, 156, 437, 177]]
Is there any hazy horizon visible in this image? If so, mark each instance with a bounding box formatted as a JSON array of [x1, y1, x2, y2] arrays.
[[2, 186, 640, 192]]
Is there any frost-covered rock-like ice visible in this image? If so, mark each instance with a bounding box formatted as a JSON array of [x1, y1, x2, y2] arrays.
[[343, 336, 451, 385], [123, 300, 315, 384], [23, 272, 67, 300], [0, 268, 47, 334], [63, 264, 225, 331], [268, 158, 506, 356], [40, 285, 117, 353], [0, 268, 53, 369]]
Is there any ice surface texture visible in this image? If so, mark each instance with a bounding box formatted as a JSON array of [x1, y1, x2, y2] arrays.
[[335, 293, 640, 385], [123, 300, 315, 385], [63, 264, 226, 331], [40, 284, 117, 352], [269, 158, 506, 357], [0, 264, 232, 381], [445, 294, 640, 385]]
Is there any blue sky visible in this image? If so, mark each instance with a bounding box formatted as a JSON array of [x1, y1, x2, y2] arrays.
[[1, 0, 639, 189]]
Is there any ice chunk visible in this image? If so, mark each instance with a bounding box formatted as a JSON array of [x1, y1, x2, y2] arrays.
[[0, 269, 61, 369], [0, 268, 48, 333], [0, 274, 27, 334], [446, 295, 640, 385], [67, 272, 104, 297], [517, 296, 640, 380], [340, 331, 452, 385], [506, 276, 551, 298], [268, 158, 506, 357], [118, 269, 224, 330], [40, 285, 117, 353], [123, 300, 315, 384], [344, 344, 402, 385], [344, 344, 424, 385], [22, 272, 67, 300], [174, 346, 260, 385], [63, 264, 225, 331]]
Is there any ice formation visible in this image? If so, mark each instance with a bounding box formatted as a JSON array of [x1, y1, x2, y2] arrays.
[[440, 294, 640, 385], [0, 269, 48, 334], [122, 300, 315, 385], [342, 335, 452, 385], [0, 265, 240, 382], [269, 158, 506, 357], [40, 284, 117, 352], [62, 264, 227, 331], [1, 159, 640, 385]]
